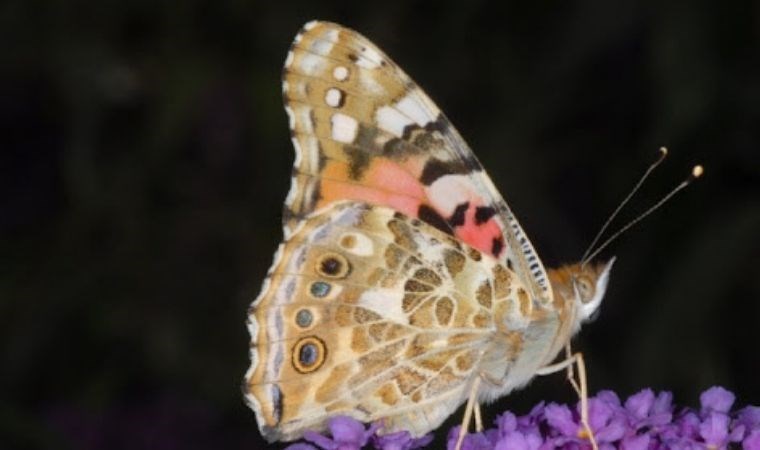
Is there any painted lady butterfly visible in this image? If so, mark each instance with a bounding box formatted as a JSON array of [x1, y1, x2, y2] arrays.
[[243, 20, 614, 444]]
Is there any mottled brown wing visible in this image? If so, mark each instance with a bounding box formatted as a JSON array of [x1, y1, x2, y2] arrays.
[[244, 201, 529, 441]]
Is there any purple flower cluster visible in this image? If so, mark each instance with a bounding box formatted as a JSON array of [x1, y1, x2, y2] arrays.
[[285, 416, 432, 450], [448, 386, 759, 450], [285, 387, 759, 450]]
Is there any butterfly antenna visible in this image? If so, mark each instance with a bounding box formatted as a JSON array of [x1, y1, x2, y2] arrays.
[[581, 164, 703, 265], [580, 147, 669, 265]]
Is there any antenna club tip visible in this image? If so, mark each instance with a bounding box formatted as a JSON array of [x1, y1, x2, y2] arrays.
[[692, 165, 704, 178], [659, 146, 668, 156]]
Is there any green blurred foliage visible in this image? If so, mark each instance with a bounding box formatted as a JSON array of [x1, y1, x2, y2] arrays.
[[1, 0, 758, 448]]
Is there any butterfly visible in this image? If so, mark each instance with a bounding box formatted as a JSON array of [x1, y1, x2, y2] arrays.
[[243, 20, 614, 444]]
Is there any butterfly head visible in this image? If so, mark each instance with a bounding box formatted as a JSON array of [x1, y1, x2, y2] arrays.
[[574, 257, 615, 321], [549, 257, 616, 325]]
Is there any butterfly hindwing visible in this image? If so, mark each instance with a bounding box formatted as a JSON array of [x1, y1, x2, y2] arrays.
[[244, 201, 531, 441], [282, 21, 552, 303]]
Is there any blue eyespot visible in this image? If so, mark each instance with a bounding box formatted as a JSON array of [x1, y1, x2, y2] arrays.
[[292, 336, 326, 373], [296, 309, 313, 327], [310, 281, 331, 298], [299, 343, 319, 366]]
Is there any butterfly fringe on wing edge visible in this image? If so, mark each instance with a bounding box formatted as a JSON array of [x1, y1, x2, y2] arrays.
[[242, 20, 615, 444]]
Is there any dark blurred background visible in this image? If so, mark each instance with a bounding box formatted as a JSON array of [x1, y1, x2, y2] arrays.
[[1, 1, 758, 449]]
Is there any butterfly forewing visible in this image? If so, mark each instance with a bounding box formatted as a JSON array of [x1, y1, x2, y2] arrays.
[[281, 21, 551, 303]]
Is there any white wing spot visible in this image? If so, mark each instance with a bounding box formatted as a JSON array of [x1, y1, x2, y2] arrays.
[[359, 70, 385, 95], [292, 80, 307, 98], [296, 106, 314, 134], [330, 113, 358, 143], [311, 38, 334, 55], [299, 53, 324, 74], [284, 50, 295, 68], [354, 45, 385, 69], [356, 57, 380, 69], [324, 28, 339, 42], [333, 66, 349, 81], [376, 105, 414, 137], [396, 94, 434, 125], [426, 175, 479, 215], [290, 136, 303, 166], [358, 289, 408, 325], [304, 20, 318, 31], [361, 45, 383, 63], [284, 106, 295, 129], [284, 174, 298, 207], [324, 88, 343, 108], [306, 136, 320, 170]]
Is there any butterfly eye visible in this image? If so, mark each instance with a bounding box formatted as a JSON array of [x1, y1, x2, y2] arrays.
[[316, 253, 350, 278], [292, 336, 326, 373], [576, 277, 595, 303]]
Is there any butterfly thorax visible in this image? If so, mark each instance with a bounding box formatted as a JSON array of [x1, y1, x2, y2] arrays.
[[474, 261, 613, 407]]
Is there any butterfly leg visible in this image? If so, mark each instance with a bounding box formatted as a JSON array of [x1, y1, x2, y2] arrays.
[[562, 343, 583, 398], [536, 351, 598, 450], [454, 376, 482, 450], [471, 370, 508, 433], [474, 401, 483, 432]]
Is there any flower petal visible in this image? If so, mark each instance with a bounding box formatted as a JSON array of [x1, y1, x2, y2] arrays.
[[744, 429, 760, 450], [303, 430, 339, 450], [596, 418, 627, 443], [285, 444, 319, 450], [700, 386, 736, 414], [329, 416, 369, 443], [544, 403, 578, 437], [496, 412, 517, 434], [625, 389, 655, 420], [447, 430, 493, 450], [677, 411, 702, 439], [646, 391, 675, 427], [620, 434, 650, 450], [596, 390, 622, 408], [495, 431, 531, 450], [587, 397, 615, 431], [653, 391, 674, 415], [699, 411, 730, 445], [373, 430, 433, 450], [737, 406, 760, 429]]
